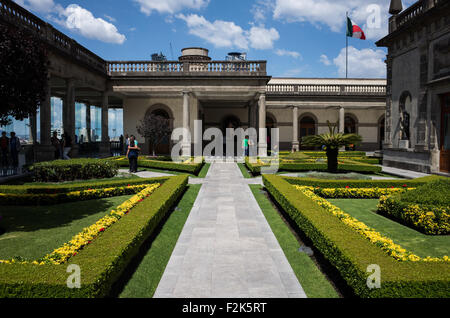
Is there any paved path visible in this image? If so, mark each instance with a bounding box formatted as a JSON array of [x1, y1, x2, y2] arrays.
[[154, 162, 306, 298], [378, 165, 430, 179]]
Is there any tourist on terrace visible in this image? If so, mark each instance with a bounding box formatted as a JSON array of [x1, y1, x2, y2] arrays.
[[61, 133, 72, 160], [126, 135, 140, 173]]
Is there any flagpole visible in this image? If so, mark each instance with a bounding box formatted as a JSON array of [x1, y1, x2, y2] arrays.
[[346, 11, 348, 79]]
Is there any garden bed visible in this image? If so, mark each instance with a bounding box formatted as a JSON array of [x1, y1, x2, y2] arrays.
[[112, 156, 204, 175], [262, 174, 450, 297], [0, 175, 188, 297]]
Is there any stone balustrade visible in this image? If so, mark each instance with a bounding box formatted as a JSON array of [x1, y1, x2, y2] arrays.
[[266, 84, 386, 96], [0, 0, 106, 74], [389, 0, 443, 33], [107, 60, 267, 76]]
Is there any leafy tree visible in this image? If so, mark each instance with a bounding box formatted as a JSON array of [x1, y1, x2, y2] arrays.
[[136, 113, 171, 156], [0, 21, 48, 126], [301, 120, 362, 172]]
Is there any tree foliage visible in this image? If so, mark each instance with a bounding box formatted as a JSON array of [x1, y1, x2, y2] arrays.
[[0, 21, 49, 126], [136, 114, 171, 156], [301, 121, 362, 172]]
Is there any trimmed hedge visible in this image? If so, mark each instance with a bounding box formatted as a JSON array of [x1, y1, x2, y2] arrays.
[[282, 175, 442, 188], [0, 184, 148, 206], [245, 157, 381, 175], [115, 157, 204, 175], [0, 175, 188, 297], [263, 174, 450, 297], [30, 159, 119, 182], [0, 177, 168, 194]]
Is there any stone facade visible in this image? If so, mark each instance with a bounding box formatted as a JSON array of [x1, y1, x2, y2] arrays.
[[377, 0, 450, 174], [1, 0, 387, 160]]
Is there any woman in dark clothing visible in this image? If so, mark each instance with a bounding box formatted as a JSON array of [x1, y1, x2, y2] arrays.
[[126, 135, 140, 173]]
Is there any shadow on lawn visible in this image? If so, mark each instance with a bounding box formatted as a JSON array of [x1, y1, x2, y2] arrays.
[[0, 198, 118, 233]]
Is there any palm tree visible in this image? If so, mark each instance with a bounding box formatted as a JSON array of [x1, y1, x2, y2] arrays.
[[301, 121, 362, 172]]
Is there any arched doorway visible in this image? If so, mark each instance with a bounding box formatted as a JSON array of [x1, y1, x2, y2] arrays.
[[299, 115, 316, 150], [144, 105, 173, 155], [344, 115, 357, 150], [221, 115, 241, 156], [344, 115, 357, 134]]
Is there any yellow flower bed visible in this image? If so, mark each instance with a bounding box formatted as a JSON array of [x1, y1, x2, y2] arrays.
[[294, 185, 449, 262], [313, 187, 410, 198], [0, 183, 160, 265], [378, 195, 450, 235]]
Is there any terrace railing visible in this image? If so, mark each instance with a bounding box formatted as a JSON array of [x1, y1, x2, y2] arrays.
[[389, 0, 444, 32], [107, 60, 267, 76], [266, 84, 386, 96], [0, 0, 107, 74]]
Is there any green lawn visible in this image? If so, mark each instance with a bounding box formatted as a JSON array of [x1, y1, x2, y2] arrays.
[[329, 199, 450, 258], [250, 185, 339, 298], [137, 163, 210, 178], [237, 162, 253, 178], [117, 184, 202, 298], [0, 195, 133, 260]]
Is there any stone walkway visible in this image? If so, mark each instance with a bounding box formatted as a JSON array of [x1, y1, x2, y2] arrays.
[[153, 162, 306, 298]]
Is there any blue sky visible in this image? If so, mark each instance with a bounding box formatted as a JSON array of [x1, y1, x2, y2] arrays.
[[14, 0, 416, 78]]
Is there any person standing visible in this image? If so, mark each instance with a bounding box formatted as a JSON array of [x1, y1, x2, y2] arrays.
[[51, 131, 61, 159], [0, 132, 9, 175], [242, 136, 249, 157], [126, 135, 140, 173], [62, 133, 72, 160], [9, 132, 21, 174]]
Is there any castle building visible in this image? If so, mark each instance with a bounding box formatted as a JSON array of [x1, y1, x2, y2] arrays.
[[1, 0, 386, 160], [377, 0, 450, 174]]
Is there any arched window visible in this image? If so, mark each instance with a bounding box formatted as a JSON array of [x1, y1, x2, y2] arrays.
[[344, 115, 357, 134], [299, 115, 316, 150]]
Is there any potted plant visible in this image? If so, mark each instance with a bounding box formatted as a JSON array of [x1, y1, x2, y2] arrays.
[[301, 120, 362, 173]]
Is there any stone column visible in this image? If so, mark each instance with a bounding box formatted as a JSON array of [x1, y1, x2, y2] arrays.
[[339, 106, 345, 134], [182, 91, 191, 156], [292, 106, 299, 152], [36, 75, 54, 161], [258, 93, 267, 157], [29, 113, 37, 145], [99, 93, 110, 157], [64, 79, 78, 157]]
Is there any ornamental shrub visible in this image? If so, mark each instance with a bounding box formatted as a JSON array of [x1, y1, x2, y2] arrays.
[[30, 159, 119, 182], [395, 179, 450, 207]]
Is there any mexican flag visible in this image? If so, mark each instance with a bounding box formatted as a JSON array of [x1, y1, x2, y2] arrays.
[[346, 17, 366, 40]]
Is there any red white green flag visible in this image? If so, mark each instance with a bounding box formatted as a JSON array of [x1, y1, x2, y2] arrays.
[[346, 17, 366, 40]]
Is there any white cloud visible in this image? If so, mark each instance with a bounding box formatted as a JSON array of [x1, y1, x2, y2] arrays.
[[14, 0, 58, 13], [320, 54, 331, 66], [177, 14, 248, 49], [249, 26, 279, 50], [14, 1, 126, 44], [251, 0, 274, 23], [103, 14, 116, 23], [273, 0, 417, 41], [135, 0, 209, 15], [57, 5, 126, 44], [333, 46, 386, 78], [275, 49, 301, 59], [177, 14, 280, 50]]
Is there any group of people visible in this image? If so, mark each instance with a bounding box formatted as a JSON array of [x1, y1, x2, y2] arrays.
[[0, 131, 21, 175], [51, 131, 73, 160]]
